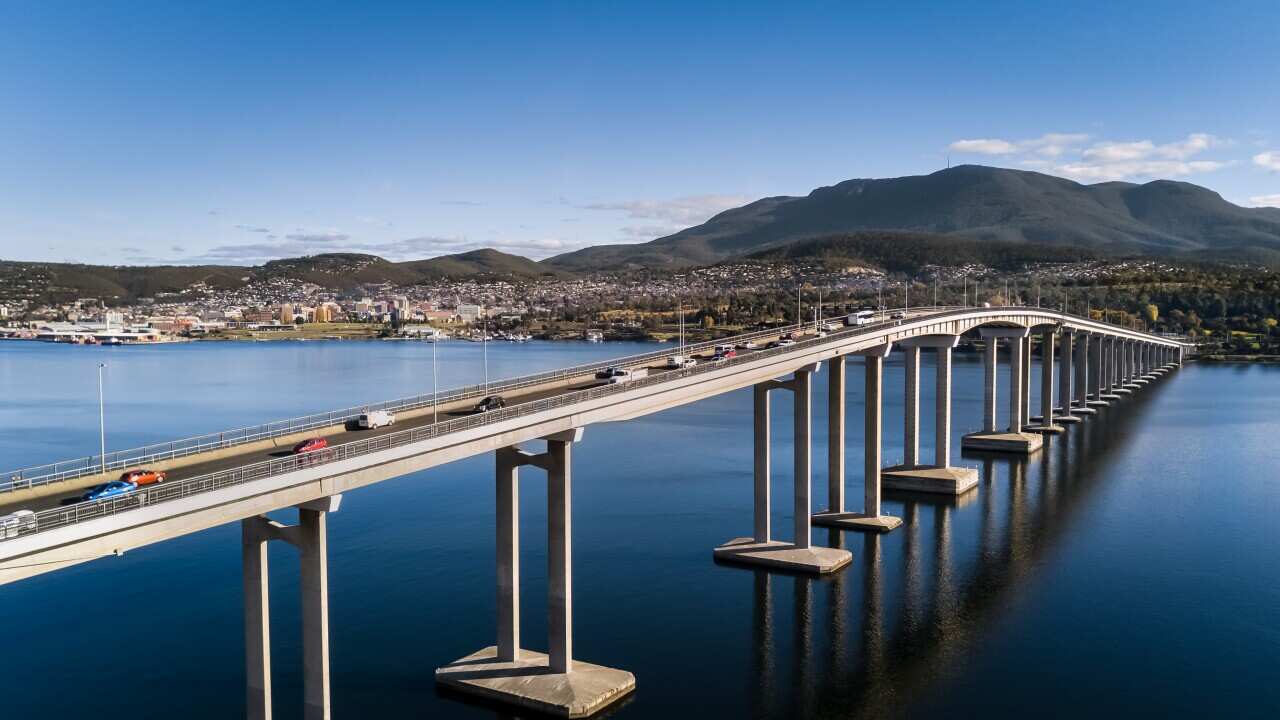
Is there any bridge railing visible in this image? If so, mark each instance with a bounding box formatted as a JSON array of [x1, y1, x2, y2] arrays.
[[1, 318, 838, 493], [0, 305, 1185, 500], [9, 309, 931, 540]]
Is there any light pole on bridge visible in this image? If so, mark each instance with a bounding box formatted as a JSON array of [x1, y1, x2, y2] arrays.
[[97, 362, 107, 474]]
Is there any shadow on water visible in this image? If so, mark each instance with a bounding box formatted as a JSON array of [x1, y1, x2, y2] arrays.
[[743, 380, 1171, 719]]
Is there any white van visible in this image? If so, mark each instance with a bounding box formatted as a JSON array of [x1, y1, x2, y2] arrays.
[[358, 410, 395, 429], [0, 510, 35, 539]]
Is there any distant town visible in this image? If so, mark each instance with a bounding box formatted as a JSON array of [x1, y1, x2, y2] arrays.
[[0, 254, 1272, 358]]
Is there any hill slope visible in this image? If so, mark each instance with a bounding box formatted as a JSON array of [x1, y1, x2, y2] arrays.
[[545, 165, 1280, 270], [744, 231, 1098, 273], [0, 250, 572, 305]]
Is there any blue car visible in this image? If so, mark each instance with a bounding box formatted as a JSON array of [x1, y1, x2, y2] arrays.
[[81, 480, 137, 502]]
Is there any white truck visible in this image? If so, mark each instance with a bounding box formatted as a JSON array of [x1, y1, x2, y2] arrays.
[[358, 410, 396, 429], [0, 510, 35, 539]]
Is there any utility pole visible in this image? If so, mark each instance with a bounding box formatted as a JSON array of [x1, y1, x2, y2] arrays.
[[97, 363, 107, 473]]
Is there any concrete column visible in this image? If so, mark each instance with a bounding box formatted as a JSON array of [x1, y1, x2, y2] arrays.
[[794, 368, 813, 550], [983, 337, 998, 432], [1075, 333, 1089, 406], [827, 356, 845, 516], [243, 520, 272, 720], [1059, 331, 1073, 413], [864, 354, 883, 518], [548, 439, 573, 674], [298, 507, 331, 720], [1098, 336, 1110, 393], [496, 450, 520, 662], [903, 347, 920, 467], [934, 346, 951, 467], [754, 384, 772, 541], [1040, 330, 1055, 424], [1008, 335, 1024, 432], [1021, 336, 1032, 425]]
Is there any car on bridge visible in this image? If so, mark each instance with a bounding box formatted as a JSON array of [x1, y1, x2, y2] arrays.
[[735, 340, 758, 350], [0, 509, 35, 538], [357, 410, 395, 429], [81, 480, 137, 502], [120, 469, 166, 486], [293, 437, 329, 454], [474, 396, 506, 413]]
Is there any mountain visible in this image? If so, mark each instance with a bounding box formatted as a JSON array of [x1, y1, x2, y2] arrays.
[[400, 248, 569, 280], [743, 230, 1098, 273], [544, 165, 1280, 270], [0, 250, 571, 305]]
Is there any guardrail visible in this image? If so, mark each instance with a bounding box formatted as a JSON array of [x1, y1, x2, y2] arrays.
[[1, 318, 831, 493], [1, 305, 1186, 497], [0, 305, 1187, 543]]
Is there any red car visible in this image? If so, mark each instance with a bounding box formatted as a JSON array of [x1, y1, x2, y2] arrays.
[[293, 437, 329, 454], [120, 468, 167, 486]]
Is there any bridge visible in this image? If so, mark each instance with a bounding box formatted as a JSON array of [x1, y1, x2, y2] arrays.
[[0, 306, 1186, 718]]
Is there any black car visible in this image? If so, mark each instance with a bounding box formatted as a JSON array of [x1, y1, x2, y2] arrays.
[[475, 396, 506, 413]]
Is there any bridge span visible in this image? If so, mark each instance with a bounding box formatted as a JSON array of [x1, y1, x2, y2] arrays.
[[0, 306, 1187, 718]]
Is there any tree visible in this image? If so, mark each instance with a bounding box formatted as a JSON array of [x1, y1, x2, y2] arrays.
[[1143, 303, 1159, 323]]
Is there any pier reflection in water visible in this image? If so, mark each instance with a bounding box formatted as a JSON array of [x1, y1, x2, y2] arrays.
[[737, 378, 1159, 719]]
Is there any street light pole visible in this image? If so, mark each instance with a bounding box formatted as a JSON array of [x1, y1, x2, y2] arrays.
[[97, 363, 106, 474], [432, 338, 439, 424], [482, 316, 489, 395]]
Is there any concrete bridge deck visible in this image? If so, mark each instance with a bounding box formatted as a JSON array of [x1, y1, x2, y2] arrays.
[[0, 305, 1188, 719]]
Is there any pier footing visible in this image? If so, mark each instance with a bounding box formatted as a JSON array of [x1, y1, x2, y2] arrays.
[[436, 647, 635, 719], [713, 538, 851, 574], [881, 465, 978, 495], [961, 431, 1043, 453], [1024, 423, 1066, 434], [811, 511, 903, 533]]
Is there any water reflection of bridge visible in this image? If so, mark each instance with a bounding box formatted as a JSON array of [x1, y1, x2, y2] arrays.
[[745, 381, 1161, 719]]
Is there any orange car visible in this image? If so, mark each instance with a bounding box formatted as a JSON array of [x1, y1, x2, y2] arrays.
[[120, 468, 167, 486]]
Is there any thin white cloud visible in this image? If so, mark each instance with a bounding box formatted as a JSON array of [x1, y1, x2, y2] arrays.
[[951, 132, 1233, 183], [1056, 159, 1231, 182], [950, 133, 1090, 157], [1255, 151, 1280, 171], [949, 138, 1018, 155], [1248, 193, 1280, 207], [580, 193, 754, 244]]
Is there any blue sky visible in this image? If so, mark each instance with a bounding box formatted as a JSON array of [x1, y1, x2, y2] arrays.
[[2, 0, 1279, 265]]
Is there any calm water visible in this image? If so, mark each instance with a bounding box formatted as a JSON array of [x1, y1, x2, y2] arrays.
[[0, 340, 1277, 718]]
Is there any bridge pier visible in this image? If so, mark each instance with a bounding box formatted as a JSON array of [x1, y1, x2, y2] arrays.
[[1072, 332, 1098, 415], [241, 494, 342, 720], [963, 328, 1042, 453], [814, 344, 903, 532], [1053, 329, 1082, 422], [717, 364, 854, 572], [437, 429, 636, 718], [1027, 329, 1065, 433], [881, 336, 978, 495]]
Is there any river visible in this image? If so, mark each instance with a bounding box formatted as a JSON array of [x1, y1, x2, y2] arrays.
[[0, 339, 1276, 718]]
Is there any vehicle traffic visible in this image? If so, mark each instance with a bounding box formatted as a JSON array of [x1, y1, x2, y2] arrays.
[[595, 366, 646, 384], [735, 340, 758, 350], [293, 437, 329, 454], [475, 396, 506, 412], [81, 480, 137, 502], [120, 468, 167, 486], [846, 310, 875, 326], [357, 410, 395, 429], [0, 510, 35, 538]]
